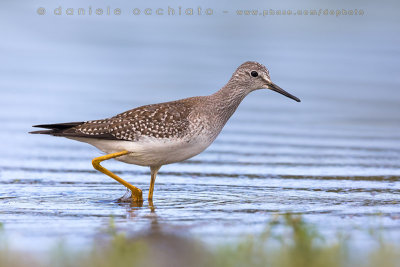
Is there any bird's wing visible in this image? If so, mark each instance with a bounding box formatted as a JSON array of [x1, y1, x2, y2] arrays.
[[31, 100, 193, 141], [106, 100, 192, 141]]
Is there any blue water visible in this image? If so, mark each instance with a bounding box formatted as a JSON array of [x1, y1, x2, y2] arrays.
[[0, 0, 399, 251]]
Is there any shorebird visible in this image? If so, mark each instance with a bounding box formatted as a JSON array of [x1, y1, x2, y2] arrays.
[[30, 61, 300, 203]]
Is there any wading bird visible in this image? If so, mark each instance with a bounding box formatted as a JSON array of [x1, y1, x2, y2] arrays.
[[30, 61, 300, 203]]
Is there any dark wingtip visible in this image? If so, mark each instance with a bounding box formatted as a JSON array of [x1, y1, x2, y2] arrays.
[[30, 122, 84, 134], [31, 122, 84, 129], [29, 130, 53, 134]]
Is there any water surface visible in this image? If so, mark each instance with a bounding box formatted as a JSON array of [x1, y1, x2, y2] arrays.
[[0, 0, 399, 251]]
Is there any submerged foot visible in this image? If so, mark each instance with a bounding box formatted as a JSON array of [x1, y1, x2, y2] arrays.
[[116, 188, 144, 203], [116, 189, 133, 202]]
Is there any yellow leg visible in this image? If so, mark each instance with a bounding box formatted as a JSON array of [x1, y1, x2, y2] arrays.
[[92, 151, 143, 202], [148, 166, 161, 200]]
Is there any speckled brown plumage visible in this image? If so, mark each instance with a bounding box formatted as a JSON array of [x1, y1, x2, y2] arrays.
[[49, 99, 197, 141]]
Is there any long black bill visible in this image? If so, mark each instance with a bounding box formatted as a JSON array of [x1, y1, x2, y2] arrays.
[[269, 82, 301, 102]]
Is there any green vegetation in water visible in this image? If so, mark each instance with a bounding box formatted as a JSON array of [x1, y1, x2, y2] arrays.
[[0, 214, 399, 267]]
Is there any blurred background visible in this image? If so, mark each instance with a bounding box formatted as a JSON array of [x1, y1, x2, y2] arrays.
[[0, 0, 399, 253]]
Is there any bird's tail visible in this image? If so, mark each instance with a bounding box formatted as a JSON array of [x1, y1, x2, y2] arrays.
[[29, 122, 84, 135]]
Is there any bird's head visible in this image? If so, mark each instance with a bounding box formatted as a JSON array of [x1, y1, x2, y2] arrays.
[[231, 61, 300, 102]]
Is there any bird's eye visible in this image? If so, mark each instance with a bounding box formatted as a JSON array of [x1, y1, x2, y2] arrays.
[[251, 71, 258, 77]]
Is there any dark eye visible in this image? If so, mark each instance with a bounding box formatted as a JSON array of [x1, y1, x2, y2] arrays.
[[251, 71, 258, 77]]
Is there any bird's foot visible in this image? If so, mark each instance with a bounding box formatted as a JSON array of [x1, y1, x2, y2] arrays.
[[117, 189, 132, 202], [117, 188, 143, 203]]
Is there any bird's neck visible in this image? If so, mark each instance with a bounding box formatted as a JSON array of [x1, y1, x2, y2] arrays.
[[208, 79, 248, 125]]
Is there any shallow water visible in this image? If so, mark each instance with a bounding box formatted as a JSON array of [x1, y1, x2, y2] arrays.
[[0, 0, 400, 251]]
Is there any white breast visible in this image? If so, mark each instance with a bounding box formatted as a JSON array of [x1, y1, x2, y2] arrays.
[[70, 133, 213, 167]]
